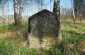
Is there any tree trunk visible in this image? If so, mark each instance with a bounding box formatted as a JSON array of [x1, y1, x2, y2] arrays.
[[50, 0, 51, 11], [14, 0, 23, 26], [41, 0, 42, 10], [53, 0, 60, 20], [71, 0, 75, 22], [2, 0, 5, 23], [30, 0, 33, 15], [19, 0, 23, 25], [38, 0, 39, 11], [53, 0, 62, 50], [53, 0, 60, 31], [13, 0, 19, 26], [2, 0, 4, 17], [7, 2, 9, 24]]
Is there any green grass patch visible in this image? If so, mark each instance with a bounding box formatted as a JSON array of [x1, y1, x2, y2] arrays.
[[0, 20, 85, 55], [0, 24, 17, 32], [0, 40, 18, 55]]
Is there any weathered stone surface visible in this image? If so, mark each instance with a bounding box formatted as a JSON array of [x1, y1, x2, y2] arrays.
[[28, 9, 60, 50]]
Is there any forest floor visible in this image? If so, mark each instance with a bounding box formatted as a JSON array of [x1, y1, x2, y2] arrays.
[[0, 20, 85, 55]]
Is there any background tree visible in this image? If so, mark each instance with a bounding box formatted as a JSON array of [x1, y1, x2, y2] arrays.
[[18, 0, 23, 25], [72, 0, 76, 22], [38, 0, 39, 11], [2, 0, 5, 23], [53, 0, 60, 19], [50, 0, 51, 11], [31, 0, 32, 15], [73, 0, 85, 22], [41, 0, 42, 10], [13, 0, 19, 26], [2, 0, 8, 23], [2, 0, 4, 17], [13, 0, 23, 26]]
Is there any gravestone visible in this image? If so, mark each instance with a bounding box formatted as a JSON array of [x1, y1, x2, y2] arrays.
[[28, 9, 61, 51]]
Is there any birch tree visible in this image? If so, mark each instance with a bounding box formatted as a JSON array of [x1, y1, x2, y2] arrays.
[[2, 0, 5, 23], [13, 0, 23, 26], [14, 0, 19, 26], [50, 0, 51, 11], [41, 0, 42, 10], [18, 0, 23, 25], [2, 0, 4, 17], [53, 0, 60, 19]]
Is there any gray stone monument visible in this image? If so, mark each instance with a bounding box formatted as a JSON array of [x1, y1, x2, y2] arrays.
[[28, 9, 61, 51]]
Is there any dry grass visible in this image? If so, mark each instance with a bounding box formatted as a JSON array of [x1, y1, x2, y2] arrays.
[[0, 18, 85, 55]]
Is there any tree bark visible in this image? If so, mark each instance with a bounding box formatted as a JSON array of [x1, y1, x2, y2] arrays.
[[72, 0, 76, 22], [19, 0, 23, 25], [53, 0, 62, 48], [50, 0, 51, 11], [53, 0, 60, 20], [30, 0, 33, 15], [2, 0, 4, 16], [13, 0, 23, 26], [41, 0, 42, 10], [2, 0, 5, 23], [38, 0, 39, 11], [13, 0, 19, 26]]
